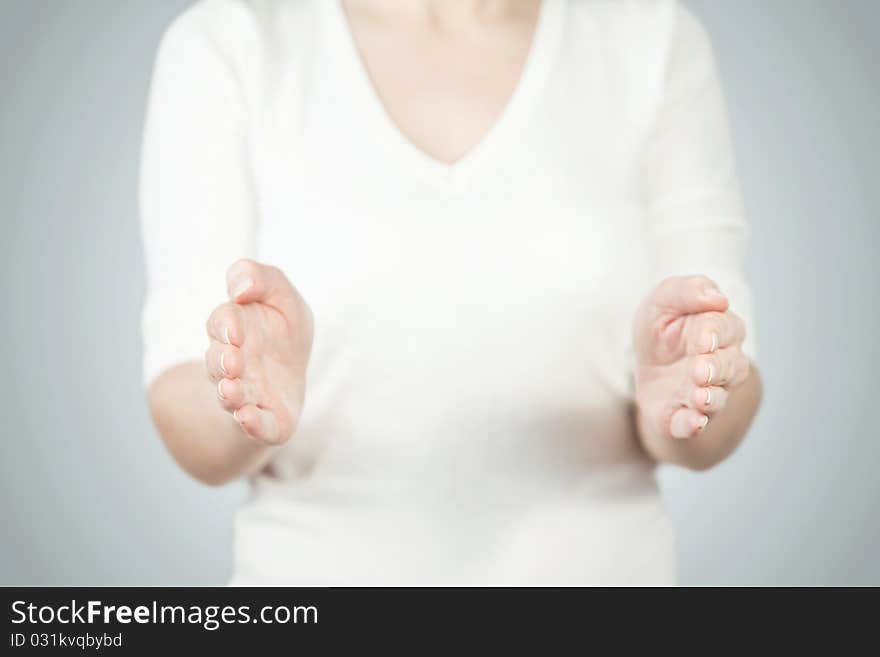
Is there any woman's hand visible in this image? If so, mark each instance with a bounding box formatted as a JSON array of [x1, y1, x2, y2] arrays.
[[633, 275, 759, 469], [205, 259, 314, 445]]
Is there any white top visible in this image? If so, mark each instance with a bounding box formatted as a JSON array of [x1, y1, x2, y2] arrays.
[[140, 0, 755, 585]]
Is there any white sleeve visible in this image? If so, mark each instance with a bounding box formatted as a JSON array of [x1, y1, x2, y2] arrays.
[[139, 7, 257, 387], [643, 2, 757, 360]]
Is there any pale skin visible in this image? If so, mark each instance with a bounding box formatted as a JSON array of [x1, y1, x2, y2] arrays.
[[148, 0, 762, 485]]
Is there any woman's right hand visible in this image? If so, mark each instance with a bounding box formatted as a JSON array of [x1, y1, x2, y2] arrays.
[[204, 259, 314, 445]]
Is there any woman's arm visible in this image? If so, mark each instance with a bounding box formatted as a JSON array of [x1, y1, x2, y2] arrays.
[[141, 10, 308, 485], [148, 362, 278, 485], [633, 6, 761, 469]]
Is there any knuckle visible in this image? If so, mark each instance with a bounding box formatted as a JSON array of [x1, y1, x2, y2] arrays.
[[689, 274, 714, 291], [207, 306, 224, 333], [209, 303, 233, 328], [724, 355, 738, 383], [219, 301, 238, 316], [225, 347, 243, 376], [711, 390, 727, 413], [655, 276, 679, 297], [720, 351, 735, 379], [219, 380, 240, 404], [204, 349, 217, 379], [217, 303, 241, 332], [657, 276, 675, 290], [738, 355, 751, 383], [702, 314, 723, 335], [268, 264, 294, 292], [724, 309, 738, 330]]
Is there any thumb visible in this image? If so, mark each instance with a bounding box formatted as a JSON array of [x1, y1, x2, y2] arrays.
[[226, 259, 294, 305], [651, 275, 729, 316]]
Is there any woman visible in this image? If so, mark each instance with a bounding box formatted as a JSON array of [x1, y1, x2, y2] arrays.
[[141, 0, 761, 585]]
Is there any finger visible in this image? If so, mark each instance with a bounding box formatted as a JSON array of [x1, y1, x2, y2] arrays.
[[688, 311, 747, 354], [689, 385, 729, 415], [204, 341, 243, 382], [206, 302, 244, 346], [652, 275, 729, 316], [233, 404, 283, 444], [690, 349, 750, 387], [669, 407, 709, 439], [216, 377, 255, 411], [226, 259, 294, 305]]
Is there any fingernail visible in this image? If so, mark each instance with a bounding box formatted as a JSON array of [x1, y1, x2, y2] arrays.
[[219, 352, 227, 376], [223, 327, 231, 345], [705, 388, 712, 406], [233, 409, 242, 424], [710, 332, 719, 353], [217, 380, 226, 400], [706, 363, 714, 385], [703, 286, 725, 302], [699, 415, 709, 430], [230, 276, 254, 299]]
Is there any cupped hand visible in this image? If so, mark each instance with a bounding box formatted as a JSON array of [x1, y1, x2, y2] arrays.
[[204, 259, 313, 444], [634, 275, 750, 440]]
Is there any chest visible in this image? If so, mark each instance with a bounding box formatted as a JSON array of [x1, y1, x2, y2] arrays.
[[249, 3, 656, 398], [342, 3, 539, 165], [256, 117, 650, 400]]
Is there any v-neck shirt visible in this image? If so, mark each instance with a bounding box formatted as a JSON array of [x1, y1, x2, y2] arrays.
[[140, 0, 756, 584], [323, 0, 566, 190]]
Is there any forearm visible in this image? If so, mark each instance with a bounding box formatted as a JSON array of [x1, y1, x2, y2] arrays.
[[637, 364, 762, 471], [147, 361, 280, 485]]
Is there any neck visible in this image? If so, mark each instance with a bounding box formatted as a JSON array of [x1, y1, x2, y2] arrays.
[[343, 0, 540, 28]]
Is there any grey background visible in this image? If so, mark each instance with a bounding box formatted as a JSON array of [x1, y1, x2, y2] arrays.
[[1, 0, 877, 585]]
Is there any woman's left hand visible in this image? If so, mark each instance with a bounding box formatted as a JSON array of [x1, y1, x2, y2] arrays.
[[633, 275, 751, 441]]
